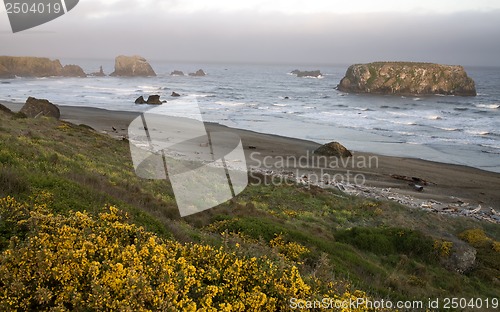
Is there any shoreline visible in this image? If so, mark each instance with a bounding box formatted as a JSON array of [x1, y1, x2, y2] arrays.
[[2, 101, 499, 223]]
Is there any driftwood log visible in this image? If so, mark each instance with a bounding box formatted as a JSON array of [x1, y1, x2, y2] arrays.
[[390, 174, 435, 186]]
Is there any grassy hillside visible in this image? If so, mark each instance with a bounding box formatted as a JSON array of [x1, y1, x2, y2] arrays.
[[0, 109, 498, 310]]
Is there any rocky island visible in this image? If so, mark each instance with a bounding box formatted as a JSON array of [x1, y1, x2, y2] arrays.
[[291, 69, 323, 78], [337, 62, 476, 96], [110, 55, 156, 77], [0, 56, 86, 78]]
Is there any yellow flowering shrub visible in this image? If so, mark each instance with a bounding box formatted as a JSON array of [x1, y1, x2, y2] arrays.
[[270, 234, 310, 262], [493, 241, 500, 253], [459, 228, 491, 247], [433, 240, 453, 258], [0, 197, 313, 311], [459, 228, 500, 253]]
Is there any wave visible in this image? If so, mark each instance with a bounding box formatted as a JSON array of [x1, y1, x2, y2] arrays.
[[395, 131, 416, 136], [481, 150, 500, 155], [137, 85, 160, 91], [475, 103, 499, 109], [273, 103, 287, 107], [439, 127, 462, 132], [187, 93, 215, 98], [215, 101, 246, 107], [480, 144, 500, 151], [454, 107, 469, 111], [466, 130, 492, 136], [427, 115, 443, 120], [302, 75, 324, 79]]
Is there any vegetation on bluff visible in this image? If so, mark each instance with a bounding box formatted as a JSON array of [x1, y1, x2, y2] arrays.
[[0, 109, 498, 310]]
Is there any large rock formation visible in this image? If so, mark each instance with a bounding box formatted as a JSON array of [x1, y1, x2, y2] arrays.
[[170, 70, 185, 76], [110, 55, 156, 77], [189, 69, 206, 77], [337, 62, 476, 96], [61, 65, 87, 77], [20, 97, 60, 119], [0, 56, 86, 78]]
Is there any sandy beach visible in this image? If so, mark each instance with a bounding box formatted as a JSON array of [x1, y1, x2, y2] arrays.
[[3, 101, 500, 223]]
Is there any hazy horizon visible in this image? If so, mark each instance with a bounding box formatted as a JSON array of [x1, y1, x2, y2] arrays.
[[1, 0, 500, 66]]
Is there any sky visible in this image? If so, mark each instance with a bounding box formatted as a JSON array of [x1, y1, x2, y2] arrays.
[[1, 0, 500, 66]]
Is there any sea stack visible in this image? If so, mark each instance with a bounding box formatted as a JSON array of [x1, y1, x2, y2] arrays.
[[337, 62, 476, 96], [110, 55, 156, 77]]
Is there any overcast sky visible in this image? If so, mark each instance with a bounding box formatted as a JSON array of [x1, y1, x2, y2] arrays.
[[1, 0, 500, 66]]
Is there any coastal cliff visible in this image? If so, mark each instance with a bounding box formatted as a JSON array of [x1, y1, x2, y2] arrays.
[[0, 56, 86, 78], [338, 62, 476, 96]]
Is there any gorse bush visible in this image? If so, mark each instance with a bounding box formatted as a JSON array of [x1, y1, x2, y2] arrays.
[[459, 228, 495, 248], [0, 196, 373, 311]]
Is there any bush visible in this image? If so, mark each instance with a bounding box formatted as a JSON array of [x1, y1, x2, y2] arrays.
[[334, 227, 435, 261], [459, 228, 491, 247], [0, 197, 374, 311]]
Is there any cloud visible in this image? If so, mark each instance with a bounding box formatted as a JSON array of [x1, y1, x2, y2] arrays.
[[1, 6, 499, 66]]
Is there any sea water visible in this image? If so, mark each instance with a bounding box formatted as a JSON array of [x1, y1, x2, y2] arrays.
[[1, 60, 499, 173]]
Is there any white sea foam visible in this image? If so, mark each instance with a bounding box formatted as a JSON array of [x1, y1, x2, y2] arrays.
[[475, 104, 499, 109], [466, 130, 491, 136], [215, 101, 246, 107], [439, 127, 460, 132], [427, 115, 443, 120]]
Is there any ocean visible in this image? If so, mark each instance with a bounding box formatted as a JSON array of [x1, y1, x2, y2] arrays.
[[1, 60, 499, 173]]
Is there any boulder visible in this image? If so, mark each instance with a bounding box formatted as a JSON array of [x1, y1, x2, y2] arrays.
[[441, 241, 477, 274], [0, 103, 12, 114], [171, 91, 181, 97], [170, 70, 185, 76], [146, 95, 162, 105], [20, 97, 60, 119], [338, 62, 476, 96], [61, 64, 87, 77], [110, 55, 156, 77], [189, 69, 206, 77], [135, 95, 165, 104], [135, 96, 146, 104], [314, 142, 352, 158], [0, 56, 64, 77], [291, 69, 322, 78]]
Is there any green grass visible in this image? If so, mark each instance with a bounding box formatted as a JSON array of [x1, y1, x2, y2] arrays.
[[1, 109, 499, 306]]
